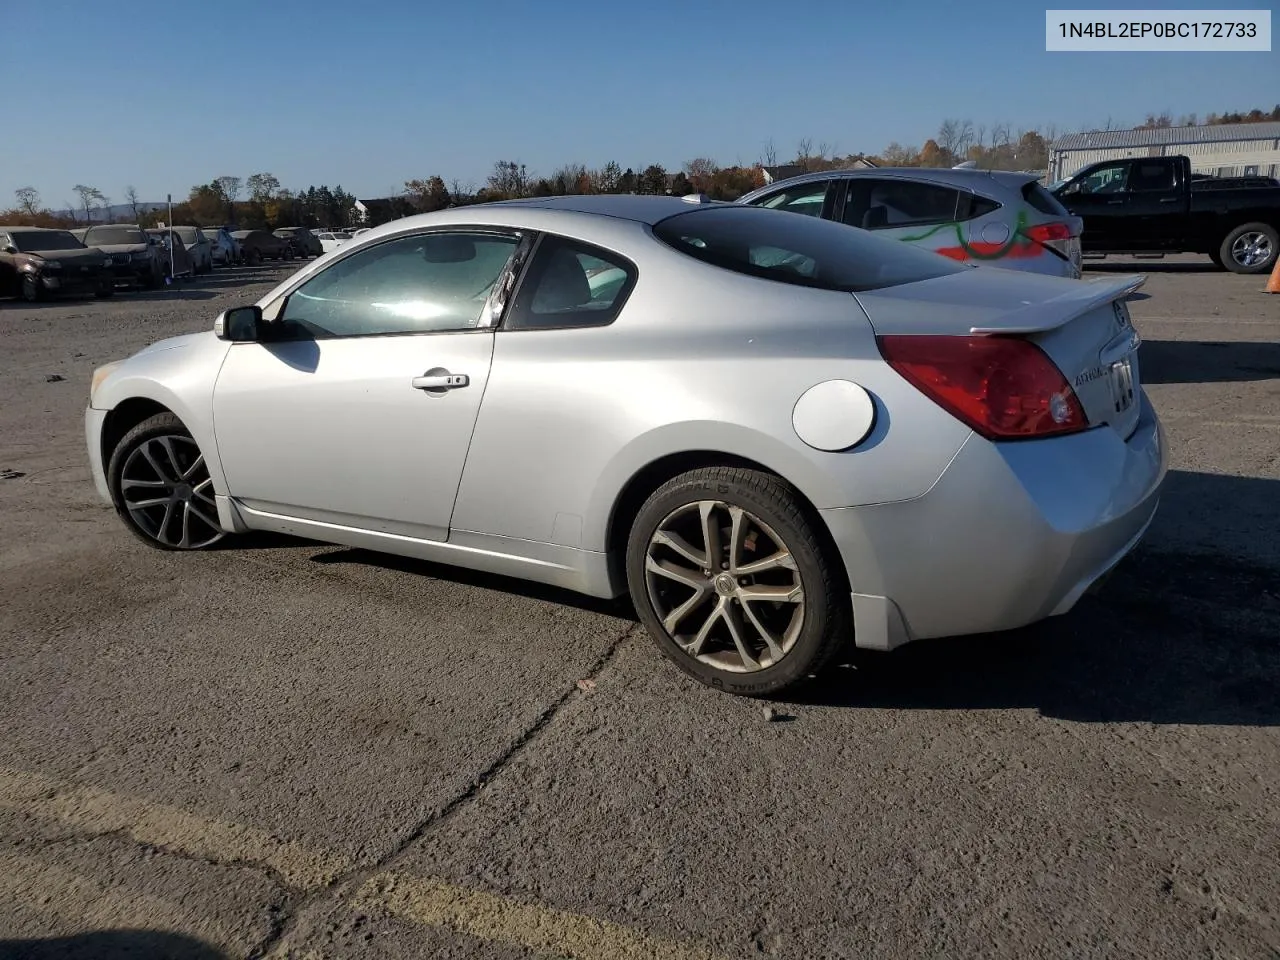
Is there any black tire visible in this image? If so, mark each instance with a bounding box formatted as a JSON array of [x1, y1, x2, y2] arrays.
[[625, 466, 848, 697], [21, 274, 42, 302], [1218, 222, 1278, 275], [106, 412, 226, 552], [1206, 249, 1224, 269], [94, 283, 115, 299]]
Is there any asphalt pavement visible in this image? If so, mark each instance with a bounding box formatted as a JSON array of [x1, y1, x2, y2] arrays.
[[1, 255, 1277, 959]]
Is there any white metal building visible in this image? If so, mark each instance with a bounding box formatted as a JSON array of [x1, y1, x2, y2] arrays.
[[1047, 122, 1280, 182]]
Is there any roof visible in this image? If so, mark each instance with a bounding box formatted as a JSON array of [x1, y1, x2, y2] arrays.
[[738, 165, 1042, 203], [486, 194, 728, 224], [1051, 121, 1280, 152]]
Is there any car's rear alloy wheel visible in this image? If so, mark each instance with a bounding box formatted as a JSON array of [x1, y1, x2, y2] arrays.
[[107, 413, 225, 551], [626, 467, 847, 696]]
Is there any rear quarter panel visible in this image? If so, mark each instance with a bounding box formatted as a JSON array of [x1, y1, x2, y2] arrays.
[[449, 250, 973, 552]]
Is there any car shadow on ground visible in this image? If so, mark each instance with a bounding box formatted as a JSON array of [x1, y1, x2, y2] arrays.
[[308, 547, 635, 619], [1085, 259, 1220, 273], [793, 470, 1280, 726], [0, 929, 226, 959], [282, 469, 1280, 725], [1138, 339, 1280, 383]]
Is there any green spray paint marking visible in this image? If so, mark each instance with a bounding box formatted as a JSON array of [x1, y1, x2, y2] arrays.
[[898, 210, 1035, 261]]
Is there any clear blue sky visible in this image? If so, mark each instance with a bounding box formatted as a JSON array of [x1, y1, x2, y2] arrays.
[[3, 0, 1276, 206]]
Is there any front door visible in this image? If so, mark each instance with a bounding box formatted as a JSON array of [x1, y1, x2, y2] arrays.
[[1058, 160, 1135, 251], [212, 227, 523, 542]]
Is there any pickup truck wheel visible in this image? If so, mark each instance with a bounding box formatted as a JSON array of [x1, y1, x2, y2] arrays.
[[1220, 223, 1278, 275]]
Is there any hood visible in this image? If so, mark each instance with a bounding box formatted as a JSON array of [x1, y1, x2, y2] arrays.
[[23, 246, 111, 264], [93, 242, 150, 255], [132, 331, 211, 358]]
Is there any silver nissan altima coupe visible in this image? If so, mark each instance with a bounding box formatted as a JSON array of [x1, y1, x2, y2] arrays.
[[85, 195, 1167, 697]]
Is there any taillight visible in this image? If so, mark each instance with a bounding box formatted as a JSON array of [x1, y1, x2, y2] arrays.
[[1024, 222, 1075, 243], [877, 334, 1088, 440]]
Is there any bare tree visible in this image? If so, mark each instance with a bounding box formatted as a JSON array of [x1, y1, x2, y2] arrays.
[[937, 119, 975, 162], [214, 176, 242, 203], [796, 137, 814, 171], [761, 138, 777, 168], [73, 184, 106, 222], [487, 160, 530, 198], [124, 185, 142, 221], [15, 186, 40, 216], [816, 141, 833, 163], [246, 172, 281, 202], [97, 193, 111, 221]]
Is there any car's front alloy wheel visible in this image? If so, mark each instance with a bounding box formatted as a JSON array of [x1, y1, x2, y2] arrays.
[[626, 467, 847, 696], [107, 413, 225, 551]]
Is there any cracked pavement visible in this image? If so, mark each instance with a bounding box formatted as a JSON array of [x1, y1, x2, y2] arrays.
[[1, 257, 1278, 959]]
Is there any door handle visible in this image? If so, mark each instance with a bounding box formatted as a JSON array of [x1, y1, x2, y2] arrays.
[[411, 372, 469, 390], [1158, 197, 1179, 203], [1105, 199, 1124, 205]]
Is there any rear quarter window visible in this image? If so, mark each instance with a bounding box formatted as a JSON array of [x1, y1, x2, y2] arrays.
[[651, 205, 965, 292], [1022, 182, 1070, 217]]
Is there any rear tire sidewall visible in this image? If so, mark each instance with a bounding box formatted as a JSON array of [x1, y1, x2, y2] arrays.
[[625, 468, 844, 697], [106, 412, 223, 552], [1219, 222, 1278, 274]]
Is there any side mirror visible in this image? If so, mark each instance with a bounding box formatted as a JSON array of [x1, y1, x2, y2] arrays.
[[215, 305, 263, 342], [2, 245, 16, 254]]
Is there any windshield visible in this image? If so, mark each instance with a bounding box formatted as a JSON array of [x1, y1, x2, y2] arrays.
[[173, 227, 198, 243], [12, 231, 86, 252], [83, 226, 145, 246], [651, 205, 964, 292]]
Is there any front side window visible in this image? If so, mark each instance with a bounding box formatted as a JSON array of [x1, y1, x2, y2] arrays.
[[749, 182, 830, 217], [1079, 162, 1130, 194], [504, 235, 636, 331], [276, 230, 519, 338]]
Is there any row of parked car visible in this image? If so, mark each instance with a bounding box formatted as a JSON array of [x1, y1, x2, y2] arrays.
[[0, 222, 365, 302]]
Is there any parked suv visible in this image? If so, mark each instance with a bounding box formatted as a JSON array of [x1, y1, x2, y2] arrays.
[[0, 226, 116, 301], [76, 224, 164, 289], [739, 167, 1084, 279], [272, 226, 323, 257]]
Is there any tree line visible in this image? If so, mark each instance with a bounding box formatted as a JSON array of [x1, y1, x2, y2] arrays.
[[5, 104, 1277, 230]]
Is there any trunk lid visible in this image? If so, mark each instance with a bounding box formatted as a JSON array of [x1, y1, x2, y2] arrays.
[[855, 269, 1146, 440]]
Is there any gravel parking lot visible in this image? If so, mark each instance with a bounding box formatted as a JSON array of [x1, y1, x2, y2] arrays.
[[1, 256, 1278, 959]]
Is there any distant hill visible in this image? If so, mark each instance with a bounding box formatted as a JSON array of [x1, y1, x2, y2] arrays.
[[52, 201, 169, 222]]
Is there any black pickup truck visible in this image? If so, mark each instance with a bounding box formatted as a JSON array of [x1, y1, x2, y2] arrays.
[[1051, 155, 1280, 274]]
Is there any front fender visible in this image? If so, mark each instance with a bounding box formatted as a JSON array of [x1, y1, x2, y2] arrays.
[[91, 334, 232, 496]]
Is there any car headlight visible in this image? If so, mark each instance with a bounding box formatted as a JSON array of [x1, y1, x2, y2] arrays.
[[90, 361, 122, 405], [133, 251, 150, 260], [103, 257, 113, 267]]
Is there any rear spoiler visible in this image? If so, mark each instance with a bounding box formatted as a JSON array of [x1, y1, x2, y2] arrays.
[[969, 274, 1146, 335]]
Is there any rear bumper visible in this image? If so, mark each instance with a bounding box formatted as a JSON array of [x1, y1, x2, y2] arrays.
[[822, 390, 1167, 650]]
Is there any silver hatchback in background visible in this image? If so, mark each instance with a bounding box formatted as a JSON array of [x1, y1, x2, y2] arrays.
[[739, 167, 1084, 279]]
